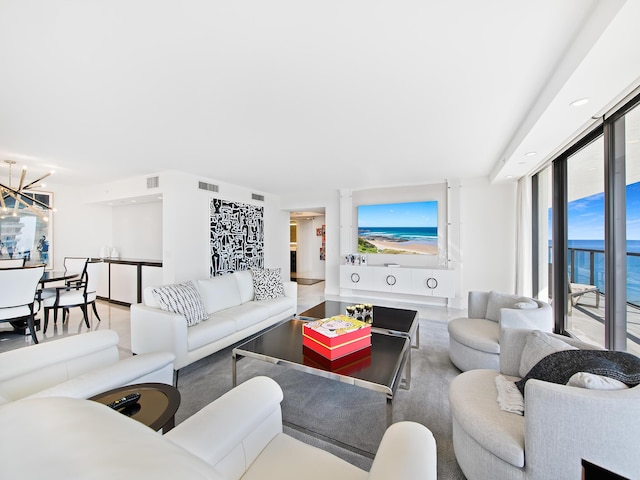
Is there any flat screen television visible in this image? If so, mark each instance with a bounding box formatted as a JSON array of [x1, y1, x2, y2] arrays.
[[357, 200, 438, 255]]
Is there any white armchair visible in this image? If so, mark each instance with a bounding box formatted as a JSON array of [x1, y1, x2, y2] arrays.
[[0, 376, 438, 480], [448, 290, 553, 371], [0, 329, 174, 404]]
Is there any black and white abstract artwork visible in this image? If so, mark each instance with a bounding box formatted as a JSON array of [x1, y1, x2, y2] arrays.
[[209, 198, 264, 276]]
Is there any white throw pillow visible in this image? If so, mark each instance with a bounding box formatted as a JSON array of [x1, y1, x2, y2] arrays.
[[485, 291, 522, 322], [151, 281, 208, 326], [567, 372, 629, 390], [519, 330, 578, 378]]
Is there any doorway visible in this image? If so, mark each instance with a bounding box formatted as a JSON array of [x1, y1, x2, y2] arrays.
[[289, 209, 326, 284]]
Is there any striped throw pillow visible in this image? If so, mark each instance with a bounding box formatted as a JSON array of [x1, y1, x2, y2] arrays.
[[151, 281, 208, 326]]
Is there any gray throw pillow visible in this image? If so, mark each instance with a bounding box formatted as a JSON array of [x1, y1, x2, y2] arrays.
[[519, 330, 578, 378], [485, 291, 522, 321]]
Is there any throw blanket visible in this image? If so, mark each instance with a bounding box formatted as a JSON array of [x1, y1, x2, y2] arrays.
[[515, 349, 640, 396]]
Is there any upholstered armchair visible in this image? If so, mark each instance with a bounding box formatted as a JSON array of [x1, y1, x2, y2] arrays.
[[0, 376, 438, 479], [449, 328, 640, 480], [448, 290, 553, 371]]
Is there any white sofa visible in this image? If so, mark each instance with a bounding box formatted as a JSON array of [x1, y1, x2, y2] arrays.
[[130, 270, 297, 383], [449, 328, 640, 480], [448, 290, 553, 371], [0, 329, 174, 405], [0, 376, 437, 480]]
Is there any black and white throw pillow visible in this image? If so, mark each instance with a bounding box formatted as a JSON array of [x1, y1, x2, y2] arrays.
[[251, 268, 285, 300], [151, 281, 208, 326]]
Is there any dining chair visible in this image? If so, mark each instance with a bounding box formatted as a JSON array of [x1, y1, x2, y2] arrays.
[[0, 265, 45, 344], [42, 260, 102, 333], [0, 258, 26, 268]]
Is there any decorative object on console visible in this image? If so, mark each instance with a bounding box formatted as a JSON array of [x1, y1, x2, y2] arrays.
[[302, 315, 372, 360], [209, 198, 264, 276], [345, 303, 373, 324]]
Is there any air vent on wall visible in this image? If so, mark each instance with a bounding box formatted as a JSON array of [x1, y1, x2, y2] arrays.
[[146, 176, 159, 189], [252, 193, 265, 202], [199, 181, 219, 192]]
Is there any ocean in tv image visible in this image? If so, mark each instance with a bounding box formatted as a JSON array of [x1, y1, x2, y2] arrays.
[[357, 201, 439, 255]]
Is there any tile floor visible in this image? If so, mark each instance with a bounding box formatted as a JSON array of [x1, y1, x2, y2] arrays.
[[0, 281, 462, 356]]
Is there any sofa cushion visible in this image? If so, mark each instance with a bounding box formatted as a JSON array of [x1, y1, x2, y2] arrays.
[[234, 270, 255, 303], [197, 275, 243, 314], [242, 433, 367, 480], [518, 330, 577, 378], [187, 317, 237, 352], [152, 282, 208, 327], [447, 317, 500, 354], [251, 268, 285, 300], [449, 369, 525, 468], [214, 302, 275, 331]]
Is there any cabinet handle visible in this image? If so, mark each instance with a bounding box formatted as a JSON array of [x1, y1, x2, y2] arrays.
[[351, 273, 360, 283], [386, 275, 396, 286], [426, 277, 438, 289]]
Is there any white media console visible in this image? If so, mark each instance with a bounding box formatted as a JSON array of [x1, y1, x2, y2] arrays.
[[339, 264, 456, 299]]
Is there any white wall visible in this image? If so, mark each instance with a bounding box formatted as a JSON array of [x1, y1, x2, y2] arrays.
[[48, 182, 112, 270], [284, 179, 517, 309], [112, 201, 162, 259], [459, 177, 517, 299]]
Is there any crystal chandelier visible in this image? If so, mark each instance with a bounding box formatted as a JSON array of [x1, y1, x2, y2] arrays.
[[0, 160, 54, 221]]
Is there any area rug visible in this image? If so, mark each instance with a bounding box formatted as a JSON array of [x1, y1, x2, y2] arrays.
[[175, 317, 465, 479]]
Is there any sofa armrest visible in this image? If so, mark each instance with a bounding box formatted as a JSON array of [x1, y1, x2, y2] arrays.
[[525, 380, 640, 479], [130, 303, 189, 369], [368, 421, 437, 480], [498, 302, 553, 332], [283, 280, 297, 310], [165, 376, 284, 476], [25, 352, 175, 400]]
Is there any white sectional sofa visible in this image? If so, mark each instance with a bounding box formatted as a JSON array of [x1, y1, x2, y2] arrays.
[[130, 270, 297, 383], [0, 330, 174, 404], [0, 376, 437, 479]]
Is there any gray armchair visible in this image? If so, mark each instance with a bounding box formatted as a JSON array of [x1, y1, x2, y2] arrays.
[[448, 291, 553, 371], [449, 328, 640, 480]]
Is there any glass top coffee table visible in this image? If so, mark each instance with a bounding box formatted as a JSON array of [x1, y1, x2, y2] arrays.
[[232, 319, 410, 425]]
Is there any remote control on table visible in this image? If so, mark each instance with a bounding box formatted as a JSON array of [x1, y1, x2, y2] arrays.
[[107, 392, 141, 410]]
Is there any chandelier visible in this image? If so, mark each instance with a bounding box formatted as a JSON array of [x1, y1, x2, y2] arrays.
[[0, 160, 54, 221]]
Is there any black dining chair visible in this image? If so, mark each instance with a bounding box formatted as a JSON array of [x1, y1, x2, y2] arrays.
[[0, 265, 45, 343]]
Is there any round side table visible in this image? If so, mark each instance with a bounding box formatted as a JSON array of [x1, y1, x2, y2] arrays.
[[90, 382, 180, 433]]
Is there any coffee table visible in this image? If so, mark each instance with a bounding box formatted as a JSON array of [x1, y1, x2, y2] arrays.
[[298, 300, 419, 386], [298, 300, 419, 347], [90, 383, 180, 433], [232, 319, 410, 426]]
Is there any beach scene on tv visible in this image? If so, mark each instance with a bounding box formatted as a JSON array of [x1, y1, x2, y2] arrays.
[[357, 201, 438, 255]]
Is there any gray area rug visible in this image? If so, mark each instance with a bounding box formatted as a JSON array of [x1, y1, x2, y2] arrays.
[[175, 317, 466, 479]]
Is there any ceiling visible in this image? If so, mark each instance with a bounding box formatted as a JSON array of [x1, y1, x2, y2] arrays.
[[1, 1, 639, 197]]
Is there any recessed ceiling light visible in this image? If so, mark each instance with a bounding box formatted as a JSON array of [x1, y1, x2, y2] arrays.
[[570, 98, 589, 107], [506, 175, 513, 179], [518, 161, 526, 165], [525, 151, 537, 157]]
